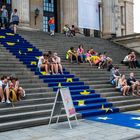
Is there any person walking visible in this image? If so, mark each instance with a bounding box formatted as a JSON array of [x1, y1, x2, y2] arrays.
[[48, 17, 55, 36], [10, 9, 19, 34], [1, 5, 8, 29]]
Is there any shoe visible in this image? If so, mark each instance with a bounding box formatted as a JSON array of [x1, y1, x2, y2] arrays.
[[98, 67, 100, 69], [1, 99, 5, 103], [23, 90, 26, 97], [6, 100, 11, 104]]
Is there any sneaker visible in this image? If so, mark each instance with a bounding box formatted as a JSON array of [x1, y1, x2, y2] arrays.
[[98, 67, 101, 69], [6, 100, 11, 104], [23, 90, 26, 97], [1, 99, 5, 103]]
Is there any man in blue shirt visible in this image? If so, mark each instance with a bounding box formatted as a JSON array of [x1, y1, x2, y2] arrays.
[[1, 5, 8, 28]]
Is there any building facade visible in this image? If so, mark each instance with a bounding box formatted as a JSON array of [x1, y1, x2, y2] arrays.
[[1, 0, 134, 37]]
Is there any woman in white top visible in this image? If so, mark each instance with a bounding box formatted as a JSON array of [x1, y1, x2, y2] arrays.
[[53, 53, 63, 74], [38, 53, 50, 75], [117, 75, 130, 96], [10, 9, 19, 34]]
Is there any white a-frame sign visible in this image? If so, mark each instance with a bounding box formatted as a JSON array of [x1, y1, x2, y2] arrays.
[[48, 87, 78, 129]]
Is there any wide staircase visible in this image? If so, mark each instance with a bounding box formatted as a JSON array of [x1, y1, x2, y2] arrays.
[[0, 29, 140, 132]]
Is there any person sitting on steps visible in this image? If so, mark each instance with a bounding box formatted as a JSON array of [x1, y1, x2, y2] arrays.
[[111, 66, 121, 87], [0, 75, 11, 104], [117, 75, 130, 96], [53, 53, 63, 74], [66, 47, 79, 64], [9, 77, 25, 101], [127, 72, 140, 96], [77, 44, 85, 63], [38, 53, 50, 75]]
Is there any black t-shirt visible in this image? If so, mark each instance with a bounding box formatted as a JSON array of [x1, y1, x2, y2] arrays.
[[127, 78, 136, 86]]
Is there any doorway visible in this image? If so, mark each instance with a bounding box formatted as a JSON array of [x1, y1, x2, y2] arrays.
[[43, 0, 58, 32]]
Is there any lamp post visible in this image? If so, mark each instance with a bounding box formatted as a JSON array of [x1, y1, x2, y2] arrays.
[[34, 8, 40, 25]]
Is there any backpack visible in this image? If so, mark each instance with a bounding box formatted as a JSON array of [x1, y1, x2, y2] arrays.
[[12, 13, 19, 22]]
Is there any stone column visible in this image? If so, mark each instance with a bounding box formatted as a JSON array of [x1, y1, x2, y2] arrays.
[[12, 0, 30, 26], [124, 0, 134, 35], [60, 0, 78, 31], [102, 0, 118, 37]]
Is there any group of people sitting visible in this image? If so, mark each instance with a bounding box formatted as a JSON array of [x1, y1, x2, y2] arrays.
[[0, 75, 25, 104], [63, 24, 78, 37], [66, 44, 113, 69], [122, 51, 140, 69], [111, 66, 140, 96], [38, 51, 63, 75]]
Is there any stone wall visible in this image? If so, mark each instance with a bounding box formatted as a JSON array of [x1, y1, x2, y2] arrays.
[[29, 0, 43, 30]]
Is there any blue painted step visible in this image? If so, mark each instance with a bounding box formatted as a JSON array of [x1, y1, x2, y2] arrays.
[[70, 89, 95, 95], [73, 98, 106, 106], [48, 81, 84, 87], [53, 85, 89, 91], [80, 108, 119, 118], [72, 93, 100, 100], [43, 78, 79, 83], [39, 74, 75, 79], [75, 102, 113, 111]]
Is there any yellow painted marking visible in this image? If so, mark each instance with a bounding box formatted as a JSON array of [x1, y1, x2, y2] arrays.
[[78, 100, 85, 106], [36, 56, 40, 60], [27, 48, 33, 52], [41, 71, 47, 75], [30, 61, 37, 65], [0, 36, 5, 38], [101, 105, 113, 113], [6, 42, 15, 46], [6, 33, 14, 36], [58, 83, 62, 87], [80, 90, 90, 95], [66, 78, 73, 83]]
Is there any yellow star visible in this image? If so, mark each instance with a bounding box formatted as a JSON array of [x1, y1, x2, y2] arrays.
[[78, 100, 85, 106], [36, 56, 40, 60], [101, 105, 113, 113], [27, 48, 33, 52], [6, 33, 14, 36], [30, 61, 37, 65], [58, 83, 62, 87], [40, 71, 47, 75], [66, 78, 73, 82], [0, 36, 5, 38], [6, 42, 15, 46], [80, 90, 90, 95]]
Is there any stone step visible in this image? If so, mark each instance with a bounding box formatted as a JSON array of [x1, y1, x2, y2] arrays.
[[0, 113, 81, 132], [25, 87, 53, 93], [107, 95, 140, 102], [119, 104, 140, 112], [113, 98, 140, 107], [0, 103, 54, 116]]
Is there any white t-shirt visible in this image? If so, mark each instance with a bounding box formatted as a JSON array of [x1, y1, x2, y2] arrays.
[[123, 55, 129, 62], [38, 56, 44, 68], [0, 80, 8, 89]]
